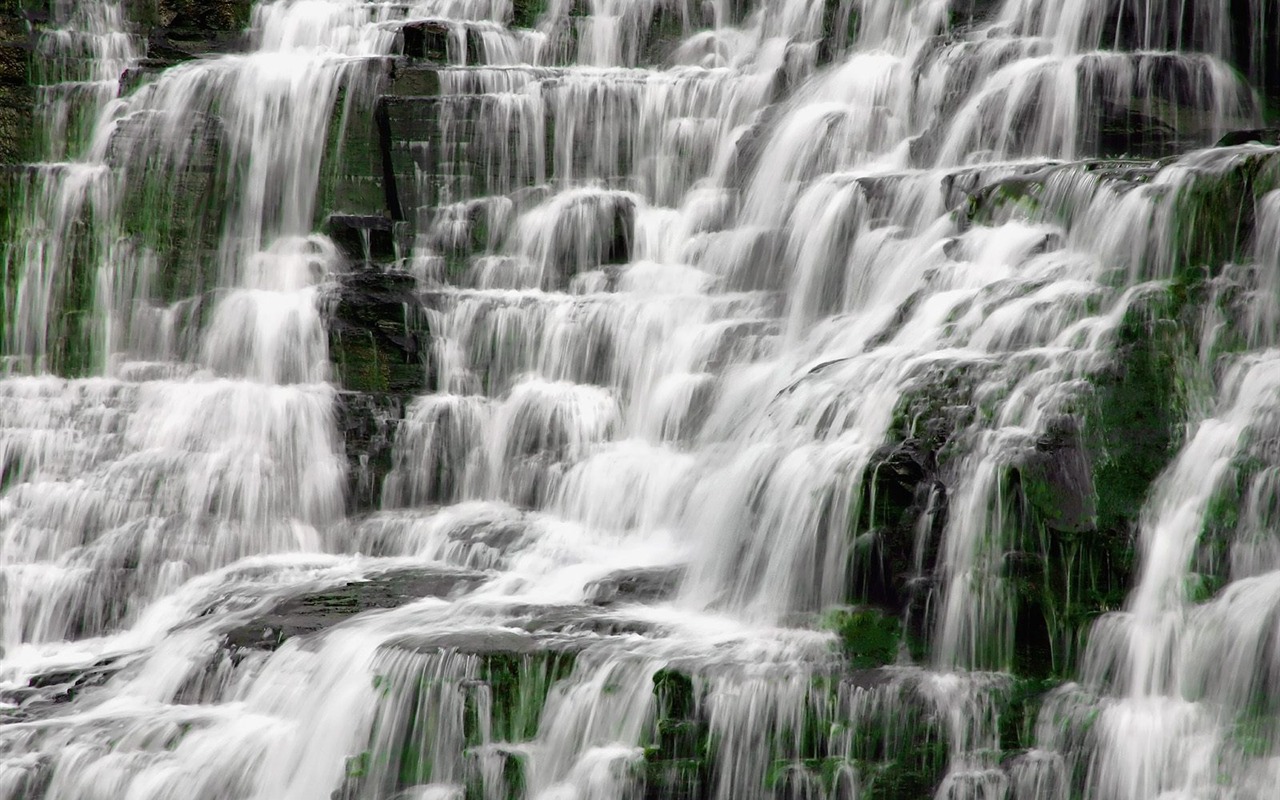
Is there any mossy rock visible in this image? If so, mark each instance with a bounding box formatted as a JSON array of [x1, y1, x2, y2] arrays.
[[642, 667, 714, 797], [1012, 416, 1097, 535], [340, 636, 577, 797], [510, 0, 547, 29], [822, 608, 901, 668], [327, 270, 429, 394], [1164, 149, 1280, 281], [1005, 287, 1186, 677]]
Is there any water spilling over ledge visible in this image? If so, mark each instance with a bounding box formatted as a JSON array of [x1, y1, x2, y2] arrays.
[[2, 0, 1280, 798]]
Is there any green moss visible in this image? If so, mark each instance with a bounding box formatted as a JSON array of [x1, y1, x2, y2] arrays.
[[652, 668, 698, 721], [1163, 155, 1277, 282], [766, 757, 859, 797], [822, 608, 901, 668], [641, 755, 707, 800], [966, 179, 1045, 226], [996, 678, 1060, 752], [345, 750, 371, 779], [638, 6, 688, 66], [481, 650, 576, 743], [1092, 288, 1186, 534], [818, 0, 860, 64], [332, 333, 390, 393], [642, 667, 714, 798], [346, 647, 575, 799], [510, 0, 547, 29], [316, 83, 389, 223], [859, 752, 945, 800]]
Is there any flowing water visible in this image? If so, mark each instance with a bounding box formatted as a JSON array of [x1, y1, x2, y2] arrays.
[[1, 0, 1280, 798]]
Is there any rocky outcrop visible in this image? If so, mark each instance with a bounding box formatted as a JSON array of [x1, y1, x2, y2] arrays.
[[127, 0, 252, 61], [223, 567, 488, 654]]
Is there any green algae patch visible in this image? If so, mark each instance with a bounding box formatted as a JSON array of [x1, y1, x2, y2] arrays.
[[822, 608, 901, 668]]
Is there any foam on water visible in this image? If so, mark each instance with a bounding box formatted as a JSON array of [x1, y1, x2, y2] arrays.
[[4, 0, 1280, 798]]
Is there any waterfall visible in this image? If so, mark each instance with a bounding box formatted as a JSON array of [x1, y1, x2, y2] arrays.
[[2, 0, 1280, 798]]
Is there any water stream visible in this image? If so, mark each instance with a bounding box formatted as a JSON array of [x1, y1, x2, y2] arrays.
[[2, 0, 1280, 798]]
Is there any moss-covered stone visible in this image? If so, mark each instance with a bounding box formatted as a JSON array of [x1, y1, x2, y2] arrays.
[[1164, 151, 1280, 282], [336, 637, 577, 799], [511, 0, 548, 29], [326, 269, 429, 394], [642, 668, 713, 800], [1007, 287, 1186, 677], [822, 608, 901, 668], [316, 77, 394, 225]]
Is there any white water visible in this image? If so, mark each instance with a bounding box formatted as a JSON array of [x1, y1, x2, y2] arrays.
[[1, 0, 1280, 798]]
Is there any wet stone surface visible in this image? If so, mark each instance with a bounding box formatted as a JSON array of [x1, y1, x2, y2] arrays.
[[223, 567, 490, 653]]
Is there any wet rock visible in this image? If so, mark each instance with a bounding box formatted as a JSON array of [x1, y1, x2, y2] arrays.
[[401, 20, 452, 62], [948, 0, 1006, 28], [324, 269, 429, 394], [585, 566, 684, 605], [386, 62, 444, 97], [510, 0, 547, 28], [823, 607, 902, 668], [505, 603, 659, 637], [0, 655, 126, 722], [334, 391, 405, 512], [326, 214, 398, 264], [138, 0, 252, 33], [223, 567, 488, 653], [851, 437, 948, 620], [1217, 128, 1280, 147], [107, 111, 225, 303], [1094, 107, 1178, 158], [0, 11, 31, 167], [0, 24, 28, 87], [642, 667, 713, 800], [400, 20, 481, 63], [144, 27, 246, 63], [385, 628, 546, 656], [637, 4, 687, 66], [334, 629, 575, 798], [121, 0, 252, 63], [350, 508, 532, 568], [1229, 0, 1280, 112], [1013, 415, 1097, 534]]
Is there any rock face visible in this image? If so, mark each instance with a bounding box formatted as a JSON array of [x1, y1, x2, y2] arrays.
[[7, 1, 1280, 799], [0, 2, 35, 166], [223, 567, 488, 653]]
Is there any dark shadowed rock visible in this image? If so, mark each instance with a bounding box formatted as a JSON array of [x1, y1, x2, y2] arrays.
[[326, 214, 398, 264], [0, 655, 127, 722], [1216, 128, 1280, 147], [1014, 415, 1098, 534], [223, 567, 488, 653], [324, 269, 429, 394], [585, 566, 684, 605], [334, 391, 405, 512]]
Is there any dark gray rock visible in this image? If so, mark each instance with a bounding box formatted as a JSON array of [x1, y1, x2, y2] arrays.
[[1014, 415, 1098, 534], [324, 269, 429, 394], [223, 567, 489, 653], [585, 567, 684, 606]]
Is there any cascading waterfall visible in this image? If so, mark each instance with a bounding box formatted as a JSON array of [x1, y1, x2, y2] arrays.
[[3, 0, 1280, 798]]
